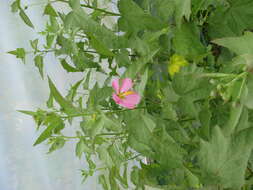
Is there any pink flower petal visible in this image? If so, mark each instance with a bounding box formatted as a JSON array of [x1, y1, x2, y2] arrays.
[[112, 78, 120, 93], [112, 93, 121, 104], [119, 102, 136, 109], [120, 92, 141, 109], [120, 78, 133, 93]]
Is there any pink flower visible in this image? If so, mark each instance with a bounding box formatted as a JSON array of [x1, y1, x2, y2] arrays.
[[112, 78, 141, 109]]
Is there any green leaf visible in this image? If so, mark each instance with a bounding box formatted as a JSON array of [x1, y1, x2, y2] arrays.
[[173, 22, 206, 60], [108, 144, 125, 166], [184, 167, 200, 188], [245, 75, 253, 109], [97, 145, 113, 168], [213, 32, 253, 56], [34, 55, 44, 78], [48, 137, 65, 153], [208, 0, 253, 39], [89, 34, 115, 57], [44, 4, 58, 17], [30, 39, 38, 51], [67, 78, 83, 101], [173, 0, 191, 26], [199, 105, 211, 140], [152, 0, 174, 22], [128, 114, 156, 157], [64, 9, 126, 49], [19, 9, 34, 28], [222, 103, 243, 136], [48, 77, 80, 115], [34, 114, 64, 146], [60, 59, 79, 72], [172, 70, 198, 95], [8, 48, 26, 62], [151, 126, 185, 168], [18, 110, 37, 116], [69, 0, 80, 9], [199, 126, 253, 188], [11, 0, 20, 13], [99, 175, 109, 190], [118, 0, 165, 33], [34, 125, 55, 146], [46, 35, 55, 48], [46, 92, 54, 108], [76, 139, 91, 158]]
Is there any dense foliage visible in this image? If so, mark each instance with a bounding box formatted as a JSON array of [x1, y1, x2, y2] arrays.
[[9, 0, 253, 189]]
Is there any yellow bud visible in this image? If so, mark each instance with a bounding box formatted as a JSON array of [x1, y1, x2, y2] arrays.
[[168, 54, 188, 77]]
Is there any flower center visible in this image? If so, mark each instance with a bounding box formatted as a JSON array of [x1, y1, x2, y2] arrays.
[[118, 91, 135, 99]]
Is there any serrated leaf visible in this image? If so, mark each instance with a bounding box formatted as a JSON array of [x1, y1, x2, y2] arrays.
[[208, 0, 253, 39], [173, 0, 191, 26], [89, 34, 114, 57], [118, 0, 165, 33], [173, 22, 206, 60], [199, 126, 253, 188], [213, 32, 253, 56], [19, 9, 34, 28]]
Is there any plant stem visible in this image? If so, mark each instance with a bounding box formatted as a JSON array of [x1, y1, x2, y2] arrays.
[[199, 73, 236, 78], [53, 132, 124, 140], [61, 107, 146, 118], [56, 0, 121, 16]]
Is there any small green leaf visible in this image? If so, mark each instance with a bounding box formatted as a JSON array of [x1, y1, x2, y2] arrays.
[[34, 114, 65, 146], [48, 137, 65, 153], [99, 175, 109, 190], [76, 139, 91, 158], [18, 110, 37, 116], [8, 48, 26, 62], [34, 55, 44, 78], [48, 77, 80, 115], [44, 4, 58, 17], [30, 39, 38, 51], [19, 9, 34, 28], [46, 35, 55, 48], [60, 59, 79, 72], [11, 0, 20, 13], [67, 79, 83, 101], [34, 125, 55, 146], [46, 92, 54, 108], [89, 34, 115, 57]]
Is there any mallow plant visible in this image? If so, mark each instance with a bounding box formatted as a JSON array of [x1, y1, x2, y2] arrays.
[[8, 0, 253, 189]]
